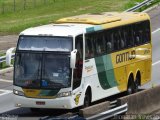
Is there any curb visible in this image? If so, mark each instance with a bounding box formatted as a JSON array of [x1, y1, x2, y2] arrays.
[[79, 101, 110, 118], [117, 85, 160, 114], [0, 67, 13, 75]]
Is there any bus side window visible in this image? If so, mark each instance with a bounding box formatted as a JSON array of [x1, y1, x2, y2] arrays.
[[95, 32, 106, 56], [124, 25, 134, 48], [110, 31, 114, 52], [85, 34, 95, 59], [143, 21, 151, 43], [73, 35, 83, 89], [134, 23, 143, 45], [113, 32, 118, 51], [134, 21, 151, 45], [116, 28, 125, 50], [113, 29, 121, 51], [120, 27, 126, 49], [104, 31, 112, 53]]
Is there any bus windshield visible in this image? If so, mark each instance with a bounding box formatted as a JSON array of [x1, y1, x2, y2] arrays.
[[14, 36, 73, 89], [14, 52, 71, 89]]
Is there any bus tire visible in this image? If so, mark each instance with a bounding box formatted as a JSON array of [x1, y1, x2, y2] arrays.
[[83, 90, 91, 108], [134, 72, 141, 93], [127, 75, 134, 95]]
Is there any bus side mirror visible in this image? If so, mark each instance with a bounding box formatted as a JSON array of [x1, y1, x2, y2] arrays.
[[6, 47, 15, 66], [70, 49, 77, 69]]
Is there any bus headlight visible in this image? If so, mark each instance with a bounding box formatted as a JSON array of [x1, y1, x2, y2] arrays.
[[57, 91, 71, 97], [13, 89, 24, 96]]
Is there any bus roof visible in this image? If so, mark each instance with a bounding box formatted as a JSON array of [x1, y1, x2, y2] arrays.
[[56, 12, 150, 25], [20, 12, 150, 37], [20, 23, 93, 37]]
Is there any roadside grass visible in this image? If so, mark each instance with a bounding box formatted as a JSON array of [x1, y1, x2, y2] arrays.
[[0, 62, 8, 69], [0, 56, 14, 69], [0, 52, 6, 69], [0, 0, 144, 35], [0, 53, 5, 56]]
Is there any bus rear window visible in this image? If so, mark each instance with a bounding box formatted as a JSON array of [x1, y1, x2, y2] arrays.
[[18, 36, 73, 52]]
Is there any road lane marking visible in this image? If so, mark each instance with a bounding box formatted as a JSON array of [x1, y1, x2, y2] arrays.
[[152, 60, 160, 66], [152, 28, 160, 66], [152, 28, 160, 34], [0, 89, 12, 96], [0, 79, 13, 83]]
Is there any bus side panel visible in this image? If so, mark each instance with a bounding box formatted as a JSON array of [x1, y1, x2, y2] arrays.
[[83, 58, 120, 102], [135, 44, 152, 85], [111, 48, 136, 91], [111, 44, 151, 89], [113, 66, 127, 92], [83, 58, 102, 102], [143, 60, 152, 85]]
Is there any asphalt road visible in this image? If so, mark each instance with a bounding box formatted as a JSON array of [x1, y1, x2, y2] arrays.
[[141, 5, 160, 89], [0, 5, 160, 119]]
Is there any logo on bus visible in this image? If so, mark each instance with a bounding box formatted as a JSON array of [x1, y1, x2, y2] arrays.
[[116, 50, 136, 64], [74, 94, 81, 105], [85, 66, 93, 73]]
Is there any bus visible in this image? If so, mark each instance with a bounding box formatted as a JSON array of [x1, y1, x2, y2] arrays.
[[13, 12, 152, 110]]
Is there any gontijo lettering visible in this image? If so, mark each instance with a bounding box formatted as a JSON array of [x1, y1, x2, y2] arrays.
[[116, 50, 136, 64]]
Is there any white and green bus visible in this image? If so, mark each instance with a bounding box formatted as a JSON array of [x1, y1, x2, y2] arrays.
[[13, 12, 152, 110]]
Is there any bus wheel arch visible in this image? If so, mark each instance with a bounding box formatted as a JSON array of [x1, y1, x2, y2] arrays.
[[83, 86, 92, 108]]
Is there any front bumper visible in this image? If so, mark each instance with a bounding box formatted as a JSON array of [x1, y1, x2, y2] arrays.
[[14, 95, 75, 109]]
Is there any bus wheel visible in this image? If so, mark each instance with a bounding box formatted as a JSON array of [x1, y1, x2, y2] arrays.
[[127, 76, 134, 95], [134, 74, 141, 93], [30, 108, 40, 112], [83, 92, 91, 108]]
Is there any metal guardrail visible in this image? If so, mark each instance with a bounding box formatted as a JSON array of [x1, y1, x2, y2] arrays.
[[0, 56, 6, 63], [40, 104, 128, 120], [86, 103, 128, 120], [126, 0, 155, 12], [0, 54, 15, 63], [0, 47, 15, 67]]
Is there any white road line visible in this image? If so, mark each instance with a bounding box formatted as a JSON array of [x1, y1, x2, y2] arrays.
[[152, 28, 160, 34], [152, 61, 160, 66], [0, 79, 13, 83], [0, 89, 12, 96], [152, 28, 160, 66]]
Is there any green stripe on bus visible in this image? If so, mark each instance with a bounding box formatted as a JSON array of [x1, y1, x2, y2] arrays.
[[95, 55, 118, 90], [95, 56, 110, 89], [86, 27, 95, 33], [39, 89, 60, 96], [86, 25, 103, 33], [94, 25, 103, 31], [103, 55, 118, 87]]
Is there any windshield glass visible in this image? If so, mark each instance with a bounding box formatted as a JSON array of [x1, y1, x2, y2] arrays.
[[18, 36, 72, 52], [14, 52, 71, 89], [42, 53, 71, 88], [14, 53, 41, 87]]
